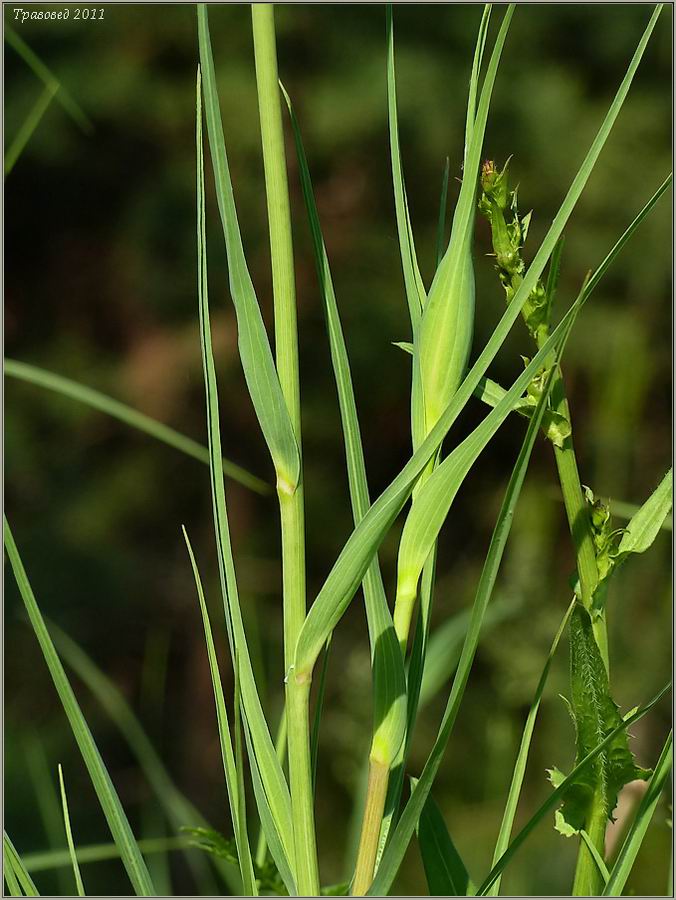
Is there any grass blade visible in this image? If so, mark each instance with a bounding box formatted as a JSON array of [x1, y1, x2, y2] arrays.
[[618, 468, 672, 557], [22, 838, 190, 874], [486, 601, 574, 894], [183, 527, 256, 896], [415, 785, 474, 896], [5, 25, 92, 133], [57, 765, 85, 896], [195, 65, 295, 872], [4, 518, 155, 896], [4, 832, 40, 897], [4, 358, 269, 495], [197, 5, 300, 494], [603, 731, 673, 896], [435, 158, 450, 269], [4, 82, 57, 176], [50, 622, 225, 893], [476, 685, 671, 896]]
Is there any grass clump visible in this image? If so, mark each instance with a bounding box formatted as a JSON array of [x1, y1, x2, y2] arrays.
[[4, 4, 671, 897]]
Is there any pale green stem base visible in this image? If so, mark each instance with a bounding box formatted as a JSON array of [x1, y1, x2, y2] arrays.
[[352, 759, 390, 896]]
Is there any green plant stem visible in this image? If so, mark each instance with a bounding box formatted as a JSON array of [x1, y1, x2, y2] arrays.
[[572, 793, 607, 895], [251, 5, 317, 894], [352, 760, 390, 895]]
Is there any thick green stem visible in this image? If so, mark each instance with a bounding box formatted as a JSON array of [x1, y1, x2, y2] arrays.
[[352, 759, 390, 896], [550, 368, 609, 671], [572, 792, 607, 896], [252, 5, 318, 894]]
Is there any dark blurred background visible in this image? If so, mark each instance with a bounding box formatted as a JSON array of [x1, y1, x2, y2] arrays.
[[4, 3, 672, 895]]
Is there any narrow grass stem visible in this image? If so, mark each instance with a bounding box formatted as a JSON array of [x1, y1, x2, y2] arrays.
[[352, 759, 390, 896], [252, 5, 318, 893]]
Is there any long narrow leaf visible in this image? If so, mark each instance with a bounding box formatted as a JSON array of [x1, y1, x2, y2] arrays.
[[197, 5, 299, 493], [3, 519, 155, 896], [4, 358, 269, 495], [4, 833, 40, 897], [183, 527, 256, 895], [195, 66, 295, 871], [57, 765, 85, 896], [415, 785, 474, 896]]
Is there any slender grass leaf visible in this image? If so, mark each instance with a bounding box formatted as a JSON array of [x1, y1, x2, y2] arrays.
[[486, 601, 574, 895], [23, 838, 190, 874], [603, 731, 673, 896], [183, 528, 256, 896], [57, 765, 85, 896], [4, 833, 39, 897], [4, 358, 269, 495], [197, 5, 300, 493], [24, 738, 72, 896], [4, 82, 58, 176], [4, 519, 155, 896], [415, 784, 474, 896], [195, 66, 295, 870], [5, 25, 92, 133], [50, 622, 225, 893], [475, 684, 671, 896]]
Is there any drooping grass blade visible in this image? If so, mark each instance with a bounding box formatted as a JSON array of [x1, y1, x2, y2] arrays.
[[57, 765, 85, 896], [22, 838, 190, 874], [4, 519, 155, 896], [4, 358, 269, 495], [603, 731, 673, 896]]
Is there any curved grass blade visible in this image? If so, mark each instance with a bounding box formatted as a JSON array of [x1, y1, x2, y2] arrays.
[[183, 528, 256, 896], [195, 66, 295, 871], [4, 832, 40, 897], [22, 838, 189, 874], [475, 684, 671, 896], [50, 622, 225, 893], [415, 784, 474, 896], [5, 25, 92, 133], [57, 765, 85, 896], [618, 469, 672, 557], [197, 5, 299, 494], [486, 601, 574, 895], [368, 338, 562, 896], [4, 358, 269, 495], [3, 519, 155, 896], [603, 731, 673, 896]]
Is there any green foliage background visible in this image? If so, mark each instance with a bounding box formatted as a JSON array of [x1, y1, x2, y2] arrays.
[[5, 4, 672, 895]]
